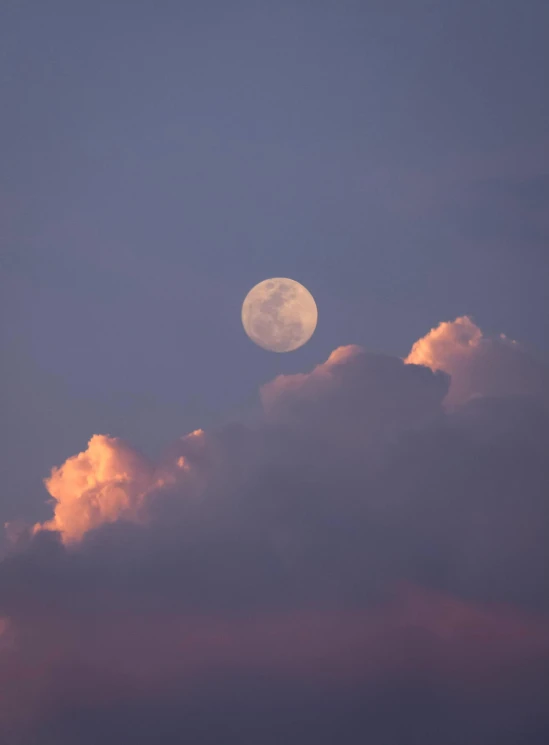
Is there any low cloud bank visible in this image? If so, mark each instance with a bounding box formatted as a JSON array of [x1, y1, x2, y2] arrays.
[[1, 317, 548, 744]]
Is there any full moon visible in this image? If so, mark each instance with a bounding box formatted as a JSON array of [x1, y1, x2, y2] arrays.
[[241, 278, 318, 352]]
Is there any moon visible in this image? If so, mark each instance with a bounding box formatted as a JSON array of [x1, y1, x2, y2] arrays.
[[242, 278, 318, 352]]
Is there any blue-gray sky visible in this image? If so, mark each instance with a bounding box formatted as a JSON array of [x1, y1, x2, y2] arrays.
[[2, 0, 548, 524]]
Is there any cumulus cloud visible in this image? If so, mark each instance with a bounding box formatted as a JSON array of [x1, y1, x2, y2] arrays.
[[406, 315, 549, 407], [36, 434, 155, 543], [261, 344, 449, 451], [32, 429, 210, 544], [2, 317, 549, 744]]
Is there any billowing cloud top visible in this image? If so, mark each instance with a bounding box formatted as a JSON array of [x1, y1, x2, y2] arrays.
[[38, 434, 154, 542], [2, 317, 549, 744], [406, 315, 549, 407]]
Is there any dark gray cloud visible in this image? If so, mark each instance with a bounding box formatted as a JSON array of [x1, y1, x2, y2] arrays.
[[1, 321, 549, 743]]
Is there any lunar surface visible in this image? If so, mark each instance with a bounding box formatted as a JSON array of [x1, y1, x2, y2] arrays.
[[241, 278, 318, 352]]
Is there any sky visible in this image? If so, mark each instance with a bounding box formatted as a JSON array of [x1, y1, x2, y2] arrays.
[[1, 1, 549, 743]]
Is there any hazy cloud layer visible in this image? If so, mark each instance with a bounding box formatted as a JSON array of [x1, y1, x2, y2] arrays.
[[2, 318, 549, 744]]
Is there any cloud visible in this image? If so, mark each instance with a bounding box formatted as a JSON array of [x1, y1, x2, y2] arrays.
[[32, 429, 209, 544], [0, 574, 548, 744], [36, 434, 155, 543], [2, 317, 549, 743], [406, 315, 549, 407], [261, 344, 449, 449]]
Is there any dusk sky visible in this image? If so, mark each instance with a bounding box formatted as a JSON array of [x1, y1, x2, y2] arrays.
[[1, 2, 549, 743]]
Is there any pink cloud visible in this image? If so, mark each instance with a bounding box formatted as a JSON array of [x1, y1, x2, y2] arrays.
[[406, 316, 549, 407]]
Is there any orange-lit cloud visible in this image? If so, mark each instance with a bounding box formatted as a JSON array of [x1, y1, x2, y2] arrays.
[[36, 434, 155, 542], [406, 316, 549, 407], [406, 316, 485, 370], [33, 429, 211, 543]]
